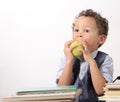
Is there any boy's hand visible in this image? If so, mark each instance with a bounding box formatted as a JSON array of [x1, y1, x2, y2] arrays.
[[64, 40, 75, 61], [78, 39, 94, 64]]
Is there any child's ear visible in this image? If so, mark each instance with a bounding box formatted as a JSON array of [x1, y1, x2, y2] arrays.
[[99, 34, 107, 45]]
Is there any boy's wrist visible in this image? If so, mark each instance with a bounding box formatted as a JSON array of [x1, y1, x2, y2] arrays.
[[66, 58, 74, 65]]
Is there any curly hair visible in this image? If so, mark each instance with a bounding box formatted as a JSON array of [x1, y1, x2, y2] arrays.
[[72, 9, 109, 36]]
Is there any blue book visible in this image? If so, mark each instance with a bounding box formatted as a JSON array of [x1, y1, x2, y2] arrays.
[[16, 85, 80, 95]]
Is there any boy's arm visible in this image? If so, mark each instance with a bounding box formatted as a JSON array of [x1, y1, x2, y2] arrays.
[[57, 40, 75, 86], [82, 50, 106, 95], [88, 58, 106, 95], [57, 59, 74, 86], [80, 39, 106, 95]]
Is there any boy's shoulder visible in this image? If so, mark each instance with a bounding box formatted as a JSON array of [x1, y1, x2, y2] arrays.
[[95, 50, 109, 68]]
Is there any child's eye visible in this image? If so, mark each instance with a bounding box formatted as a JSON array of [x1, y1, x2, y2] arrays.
[[74, 29, 79, 32], [85, 29, 90, 33]]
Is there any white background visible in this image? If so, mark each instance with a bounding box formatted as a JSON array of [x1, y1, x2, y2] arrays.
[[0, 0, 120, 98]]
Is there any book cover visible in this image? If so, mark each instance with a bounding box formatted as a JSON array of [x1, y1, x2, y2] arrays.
[[16, 85, 79, 95]]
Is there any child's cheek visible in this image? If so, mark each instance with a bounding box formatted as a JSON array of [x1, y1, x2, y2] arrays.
[[72, 34, 77, 40]]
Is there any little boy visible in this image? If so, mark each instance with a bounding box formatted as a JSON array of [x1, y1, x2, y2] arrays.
[[56, 9, 113, 102]]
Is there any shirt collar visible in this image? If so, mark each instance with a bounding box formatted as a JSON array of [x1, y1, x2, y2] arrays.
[[91, 50, 98, 58]]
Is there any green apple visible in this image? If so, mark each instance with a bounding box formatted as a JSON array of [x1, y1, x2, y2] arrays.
[[69, 40, 83, 57]]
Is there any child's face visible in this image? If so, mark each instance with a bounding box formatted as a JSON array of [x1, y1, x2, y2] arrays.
[[72, 16, 106, 52]]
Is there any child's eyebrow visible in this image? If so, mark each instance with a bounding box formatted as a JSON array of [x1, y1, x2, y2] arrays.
[[72, 23, 75, 26], [72, 23, 79, 28], [72, 23, 75, 30]]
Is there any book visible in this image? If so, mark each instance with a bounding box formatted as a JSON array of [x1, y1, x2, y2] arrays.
[[2, 98, 74, 102], [99, 82, 120, 101], [99, 95, 120, 100], [104, 83, 120, 90], [16, 85, 79, 95], [2, 93, 78, 102], [2, 85, 82, 102], [104, 89, 120, 96]]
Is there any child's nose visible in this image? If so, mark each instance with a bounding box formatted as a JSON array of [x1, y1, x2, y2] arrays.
[[77, 32, 83, 37]]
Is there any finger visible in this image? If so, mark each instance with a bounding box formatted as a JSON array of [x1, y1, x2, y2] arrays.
[[80, 39, 88, 51]]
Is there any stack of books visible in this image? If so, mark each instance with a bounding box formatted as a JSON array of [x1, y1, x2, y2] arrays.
[[99, 82, 120, 100], [104, 83, 120, 97], [2, 85, 82, 102]]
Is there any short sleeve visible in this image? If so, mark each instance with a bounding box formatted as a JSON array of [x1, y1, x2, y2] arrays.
[[100, 55, 114, 82], [56, 54, 66, 82]]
